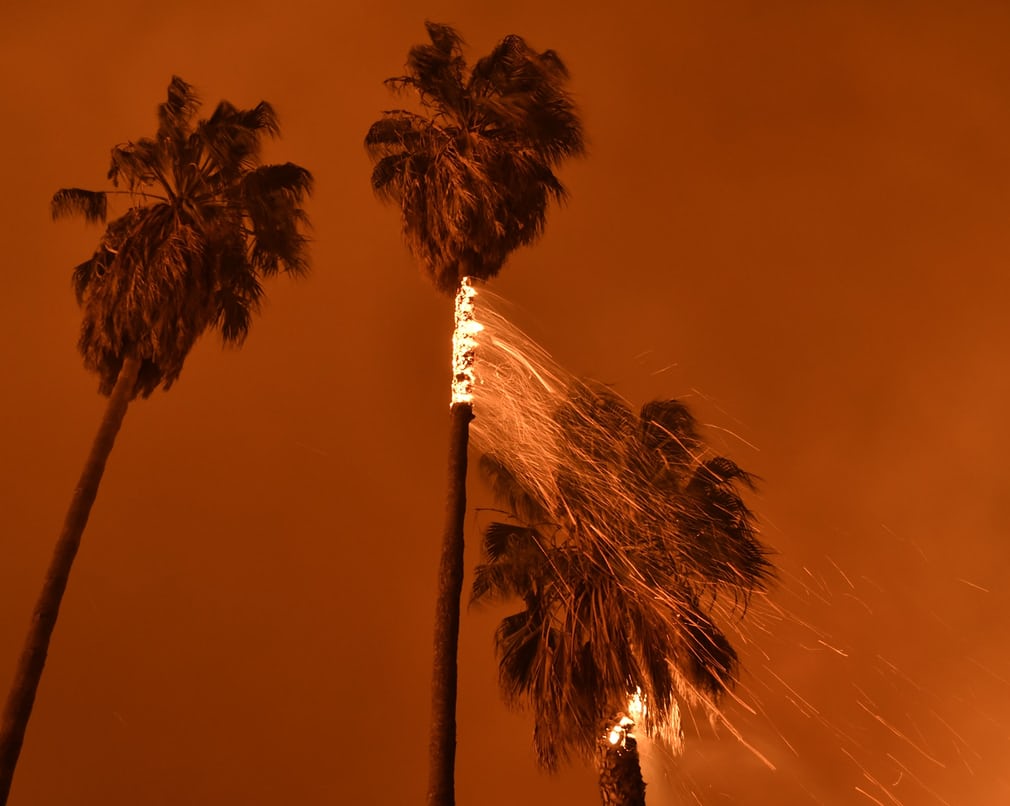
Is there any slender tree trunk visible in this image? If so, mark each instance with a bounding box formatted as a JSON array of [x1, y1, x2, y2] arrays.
[[0, 356, 140, 805], [427, 400, 473, 806], [598, 732, 647, 806]]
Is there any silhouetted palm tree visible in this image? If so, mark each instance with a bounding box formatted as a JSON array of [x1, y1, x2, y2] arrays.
[[365, 22, 584, 806], [0, 76, 312, 804], [473, 387, 772, 805]]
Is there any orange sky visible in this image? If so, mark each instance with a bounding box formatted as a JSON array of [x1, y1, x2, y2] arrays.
[[1, 1, 1008, 804]]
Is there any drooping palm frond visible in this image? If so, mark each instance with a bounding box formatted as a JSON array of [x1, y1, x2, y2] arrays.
[[366, 21, 584, 293], [51, 189, 108, 223], [238, 162, 314, 276], [54, 76, 313, 397], [479, 454, 552, 526]]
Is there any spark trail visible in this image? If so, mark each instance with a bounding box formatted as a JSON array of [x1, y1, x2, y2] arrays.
[[466, 285, 774, 765]]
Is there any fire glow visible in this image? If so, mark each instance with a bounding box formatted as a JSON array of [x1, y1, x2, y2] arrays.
[[451, 276, 483, 406]]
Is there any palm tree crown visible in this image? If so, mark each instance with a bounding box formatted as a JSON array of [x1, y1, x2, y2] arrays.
[[365, 21, 585, 293], [473, 386, 773, 770], [53, 76, 313, 397]]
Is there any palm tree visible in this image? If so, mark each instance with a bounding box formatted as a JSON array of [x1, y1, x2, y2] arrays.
[[0, 76, 312, 804], [472, 386, 772, 804], [365, 22, 584, 806]]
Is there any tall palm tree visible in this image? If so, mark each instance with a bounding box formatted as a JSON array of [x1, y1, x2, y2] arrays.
[[472, 386, 773, 804], [365, 22, 584, 806], [0, 76, 312, 804]]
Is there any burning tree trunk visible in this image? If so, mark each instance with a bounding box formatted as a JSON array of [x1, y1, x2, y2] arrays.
[[597, 716, 647, 806], [427, 278, 481, 806]]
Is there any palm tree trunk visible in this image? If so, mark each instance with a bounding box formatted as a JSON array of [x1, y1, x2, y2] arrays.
[[427, 400, 473, 806], [598, 733, 647, 806], [0, 355, 140, 805]]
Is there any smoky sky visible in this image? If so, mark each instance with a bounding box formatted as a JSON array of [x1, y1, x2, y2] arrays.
[[1, 1, 1008, 804]]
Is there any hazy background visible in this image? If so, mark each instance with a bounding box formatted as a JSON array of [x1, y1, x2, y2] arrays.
[[1, 1, 1008, 803]]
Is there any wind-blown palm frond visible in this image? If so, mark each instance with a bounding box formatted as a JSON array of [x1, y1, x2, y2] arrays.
[[51, 189, 108, 224], [479, 454, 552, 527], [473, 388, 774, 772], [107, 138, 165, 191], [157, 75, 201, 137], [54, 76, 313, 397], [366, 21, 585, 293]]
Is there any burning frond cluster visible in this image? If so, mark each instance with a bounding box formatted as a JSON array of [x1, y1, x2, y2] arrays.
[[468, 291, 773, 770]]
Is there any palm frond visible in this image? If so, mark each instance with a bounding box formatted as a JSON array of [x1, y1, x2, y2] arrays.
[[639, 399, 702, 462], [479, 454, 550, 524], [232, 100, 281, 139], [424, 19, 465, 55], [364, 112, 434, 156], [402, 21, 467, 111], [366, 22, 584, 291], [198, 100, 279, 180], [468, 36, 585, 163], [497, 609, 547, 705], [157, 76, 200, 140], [107, 138, 164, 190], [678, 606, 739, 696], [51, 188, 108, 223], [368, 153, 413, 200], [214, 244, 262, 345], [56, 76, 313, 398], [482, 522, 539, 562], [70, 257, 98, 303], [240, 162, 314, 201]]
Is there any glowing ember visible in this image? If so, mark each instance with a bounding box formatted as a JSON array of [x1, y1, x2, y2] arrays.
[[628, 687, 645, 724], [450, 276, 483, 406], [608, 716, 636, 747]]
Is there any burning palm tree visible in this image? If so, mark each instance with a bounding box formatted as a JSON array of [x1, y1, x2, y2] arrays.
[[365, 22, 584, 806], [468, 300, 772, 804]]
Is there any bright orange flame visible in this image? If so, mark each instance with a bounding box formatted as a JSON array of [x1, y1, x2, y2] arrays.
[[607, 715, 635, 747], [451, 276, 482, 406], [628, 687, 645, 723]]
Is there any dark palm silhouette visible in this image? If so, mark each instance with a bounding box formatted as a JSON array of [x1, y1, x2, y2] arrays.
[[365, 22, 584, 806], [472, 386, 773, 804], [0, 76, 312, 804]]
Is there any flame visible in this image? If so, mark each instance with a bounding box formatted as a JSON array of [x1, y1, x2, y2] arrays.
[[606, 689, 648, 747], [607, 715, 636, 747], [451, 276, 483, 406], [628, 687, 645, 723]]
